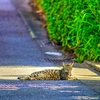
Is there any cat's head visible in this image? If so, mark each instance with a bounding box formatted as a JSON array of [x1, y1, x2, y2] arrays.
[[62, 61, 74, 72]]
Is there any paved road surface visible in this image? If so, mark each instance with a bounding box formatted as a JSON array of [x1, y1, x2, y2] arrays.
[[0, 0, 100, 100]]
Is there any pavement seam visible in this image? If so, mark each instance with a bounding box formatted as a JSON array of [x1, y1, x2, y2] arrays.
[[78, 79, 100, 94]]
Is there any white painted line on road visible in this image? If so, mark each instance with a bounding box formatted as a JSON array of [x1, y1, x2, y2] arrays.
[[45, 52, 62, 56], [17, 10, 36, 39]]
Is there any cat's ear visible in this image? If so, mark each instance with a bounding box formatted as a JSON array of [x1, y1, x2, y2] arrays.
[[69, 62, 74, 66], [62, 62, 65, 67], [62, 61, 74, 67]]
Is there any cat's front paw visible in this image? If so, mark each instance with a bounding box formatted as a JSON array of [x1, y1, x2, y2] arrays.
[[68, 76, 77, 80]]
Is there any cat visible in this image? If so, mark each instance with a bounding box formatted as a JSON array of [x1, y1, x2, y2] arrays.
[[18, 62, 76, 80]]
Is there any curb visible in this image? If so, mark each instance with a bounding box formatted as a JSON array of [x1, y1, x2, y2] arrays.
[[84, 60, 100, 72], [17, 10, 36, 39]]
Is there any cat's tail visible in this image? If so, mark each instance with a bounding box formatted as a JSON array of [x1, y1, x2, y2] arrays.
[[18, 76, 30, 81]]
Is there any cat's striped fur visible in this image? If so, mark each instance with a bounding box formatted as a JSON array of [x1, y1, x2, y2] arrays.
[[18, 62, 76, 80]]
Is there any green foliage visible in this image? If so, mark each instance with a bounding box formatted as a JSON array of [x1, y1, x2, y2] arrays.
[[36, 0, 100, 62]]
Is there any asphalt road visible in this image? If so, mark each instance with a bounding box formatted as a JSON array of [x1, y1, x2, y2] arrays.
[[0, 0, 100, 100], [0, 80, 99, 100]]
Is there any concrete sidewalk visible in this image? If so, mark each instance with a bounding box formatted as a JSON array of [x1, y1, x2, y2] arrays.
[[85, 61, 100, 72]]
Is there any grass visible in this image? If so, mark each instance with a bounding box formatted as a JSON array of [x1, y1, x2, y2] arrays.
[[32, 0, 100, 62]]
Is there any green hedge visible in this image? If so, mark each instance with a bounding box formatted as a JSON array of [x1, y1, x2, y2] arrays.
[[35, 0, 100, 62]]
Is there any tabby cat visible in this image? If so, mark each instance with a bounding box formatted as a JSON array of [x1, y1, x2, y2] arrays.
[[18, 62, 76, 80]]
